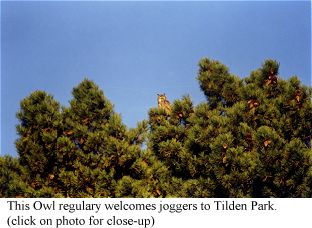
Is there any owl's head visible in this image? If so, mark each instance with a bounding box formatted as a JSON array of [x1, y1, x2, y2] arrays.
[[157, 93, 167, 104]]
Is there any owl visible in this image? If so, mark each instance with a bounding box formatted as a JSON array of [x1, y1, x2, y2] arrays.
[[157, 93, 171, 115]]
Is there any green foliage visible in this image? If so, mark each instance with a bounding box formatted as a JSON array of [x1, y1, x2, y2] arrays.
[[148, 57, 312, 197], [0, 156, 34, 197], [15, 91, 61, 193], [9, 79, 148, 197], [1, 59, 311, 198]]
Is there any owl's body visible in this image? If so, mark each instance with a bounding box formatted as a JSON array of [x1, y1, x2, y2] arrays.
[[157, 93, 171, 115]]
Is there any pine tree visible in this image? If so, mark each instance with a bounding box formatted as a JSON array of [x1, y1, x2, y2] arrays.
[[195, 58, 312, 197], [15, 91, 61, 196], [148, 58, 312, 197], [55, 79, 146, 197], [12, 79, 148, 197], [147, 95, 214, 197]]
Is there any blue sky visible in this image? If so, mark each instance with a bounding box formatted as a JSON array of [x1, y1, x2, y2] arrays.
[[1, 1, 311, 156]]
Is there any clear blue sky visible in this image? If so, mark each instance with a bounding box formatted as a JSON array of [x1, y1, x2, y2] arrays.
[[1, 1, 311, 156]]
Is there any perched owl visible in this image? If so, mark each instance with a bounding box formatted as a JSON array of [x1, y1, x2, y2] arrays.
[[157, 93, 171, 115]]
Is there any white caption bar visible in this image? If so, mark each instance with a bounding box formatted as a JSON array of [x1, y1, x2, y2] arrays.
[[0, 198, 311, 228]]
